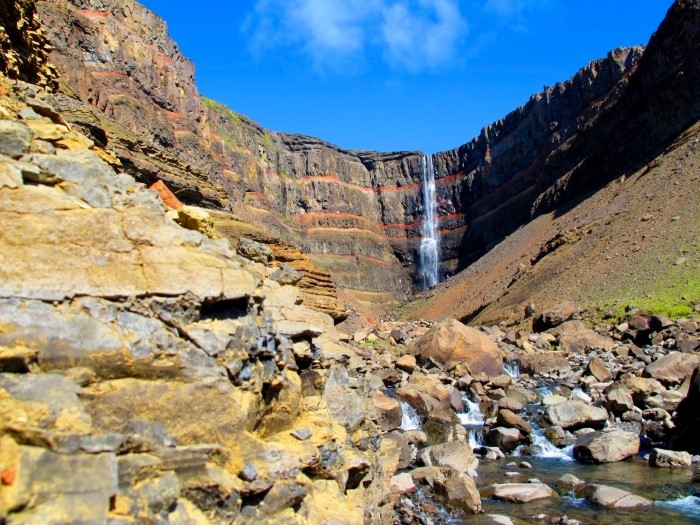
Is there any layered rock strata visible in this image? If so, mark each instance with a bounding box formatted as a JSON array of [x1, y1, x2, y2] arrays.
[[0, 80, 387, 523], [31, 1, 700, 311]]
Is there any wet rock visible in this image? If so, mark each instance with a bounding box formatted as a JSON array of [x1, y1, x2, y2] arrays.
[[486, 427, 522, 453], [411, 319, 503, 376], [396, 373, 455, 423], [644, 352, 700, 385], [421, 441, 479, 477], [372, 390, 403, 431], [573, 429, 639, 464], [481, 483, 559, 503], [434, 474, 482, 513], [498, 397, 524, 412], [555, 473, 585, 493], [496, 409, 532, 434], [576, 484, 652, 509], [649, 448, 692, 468], [546, 400, 608, 430]]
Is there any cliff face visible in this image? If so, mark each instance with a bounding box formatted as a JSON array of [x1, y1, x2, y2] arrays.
[[35, 0, 700, 307], [0, 0, 58, 89]]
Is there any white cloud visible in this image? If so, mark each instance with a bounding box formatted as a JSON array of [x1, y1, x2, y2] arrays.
[[245, 0, 467, 73], [382, 0, 467, 71], [483, 0, 551, 30]]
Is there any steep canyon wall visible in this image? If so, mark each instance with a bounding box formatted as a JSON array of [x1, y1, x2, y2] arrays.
[[35, 0, 700, 304]]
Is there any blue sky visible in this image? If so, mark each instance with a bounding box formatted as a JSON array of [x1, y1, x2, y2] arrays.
[[140, 0, 670, 154]]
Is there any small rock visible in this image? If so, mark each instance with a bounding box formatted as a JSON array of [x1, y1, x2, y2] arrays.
[[390, 472, 416, 494], [395, 354, 417, 373], [239, 464, 258, 482], [290, 428, 313, 441]]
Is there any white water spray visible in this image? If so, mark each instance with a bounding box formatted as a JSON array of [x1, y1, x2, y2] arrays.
[[400, 400, 421, 431], [419, 155, 439, 290], [458, 394, 485, 426]]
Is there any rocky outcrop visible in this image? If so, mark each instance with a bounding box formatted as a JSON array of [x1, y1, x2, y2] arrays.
[[0, 79, 387, 524], [0, 0, 58, 89]]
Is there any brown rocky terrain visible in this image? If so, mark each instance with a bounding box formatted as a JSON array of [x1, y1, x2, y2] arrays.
[[31, 0, 699, 316], [2, 0, 700, 523]]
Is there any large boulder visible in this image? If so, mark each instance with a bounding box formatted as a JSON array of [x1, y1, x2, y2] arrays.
[[668, 366, 700, 454], [644, 352, 700, 385], [576, 484, 652, 509], [560, 330, 615, 354], [486, 427, 523, 453], [546, 401, 608, 430], [496, 409, 532, 435], [395, 373, 455, 423], [573, 429, 639, 464], [434, 474, 482, 513], [421, 441, 479, 477], [481, 483, 558, 504], [532, 302, 579, 332], [410, 319, 503, 376], [371, 390, 403, 432], [649, 448, 692, 468]]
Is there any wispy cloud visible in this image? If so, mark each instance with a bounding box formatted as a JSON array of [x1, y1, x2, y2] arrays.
[[483, 0, 551, 30], [382, 0, 467, 71], [245, 0, 467, 73]]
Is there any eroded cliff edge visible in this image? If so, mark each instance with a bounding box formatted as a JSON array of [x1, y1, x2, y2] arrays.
[[35, 0, 700, 311]]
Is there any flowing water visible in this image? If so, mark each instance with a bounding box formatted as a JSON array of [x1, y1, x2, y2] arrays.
[[400, 400, 421, 431], [419, 154, 439, 290], [503, 362, 520, 378], [448, 391, 700, 525]]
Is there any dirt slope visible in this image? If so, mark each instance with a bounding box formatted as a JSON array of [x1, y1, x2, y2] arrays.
[[401, 122, 700, 326]]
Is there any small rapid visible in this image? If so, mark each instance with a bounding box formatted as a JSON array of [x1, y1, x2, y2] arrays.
[[400, 400, 421, 431]]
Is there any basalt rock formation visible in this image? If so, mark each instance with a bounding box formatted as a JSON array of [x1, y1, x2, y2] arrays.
[[32, 0, 700, 313]]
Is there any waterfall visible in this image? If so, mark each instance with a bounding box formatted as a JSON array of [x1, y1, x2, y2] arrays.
[[399, 400, 421, 431], [419, 154, 439, 290]]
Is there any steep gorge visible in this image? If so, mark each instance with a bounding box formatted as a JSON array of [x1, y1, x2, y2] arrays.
[[35, 0, 700, 313]]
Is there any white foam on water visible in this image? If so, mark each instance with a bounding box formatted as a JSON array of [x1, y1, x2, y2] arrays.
[[528, 427, 575, 461], [458, 394, 485, 426], [656, 496, 700, 519], [468, 429, 484, 448], [400, 400, 421, 431], [504, 362, 520, 378]]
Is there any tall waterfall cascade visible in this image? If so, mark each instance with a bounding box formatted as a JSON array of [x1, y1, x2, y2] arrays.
[[419, 154, 440, 290]]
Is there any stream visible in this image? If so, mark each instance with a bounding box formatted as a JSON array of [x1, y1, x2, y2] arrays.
[[404, 384, 700, 524]]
